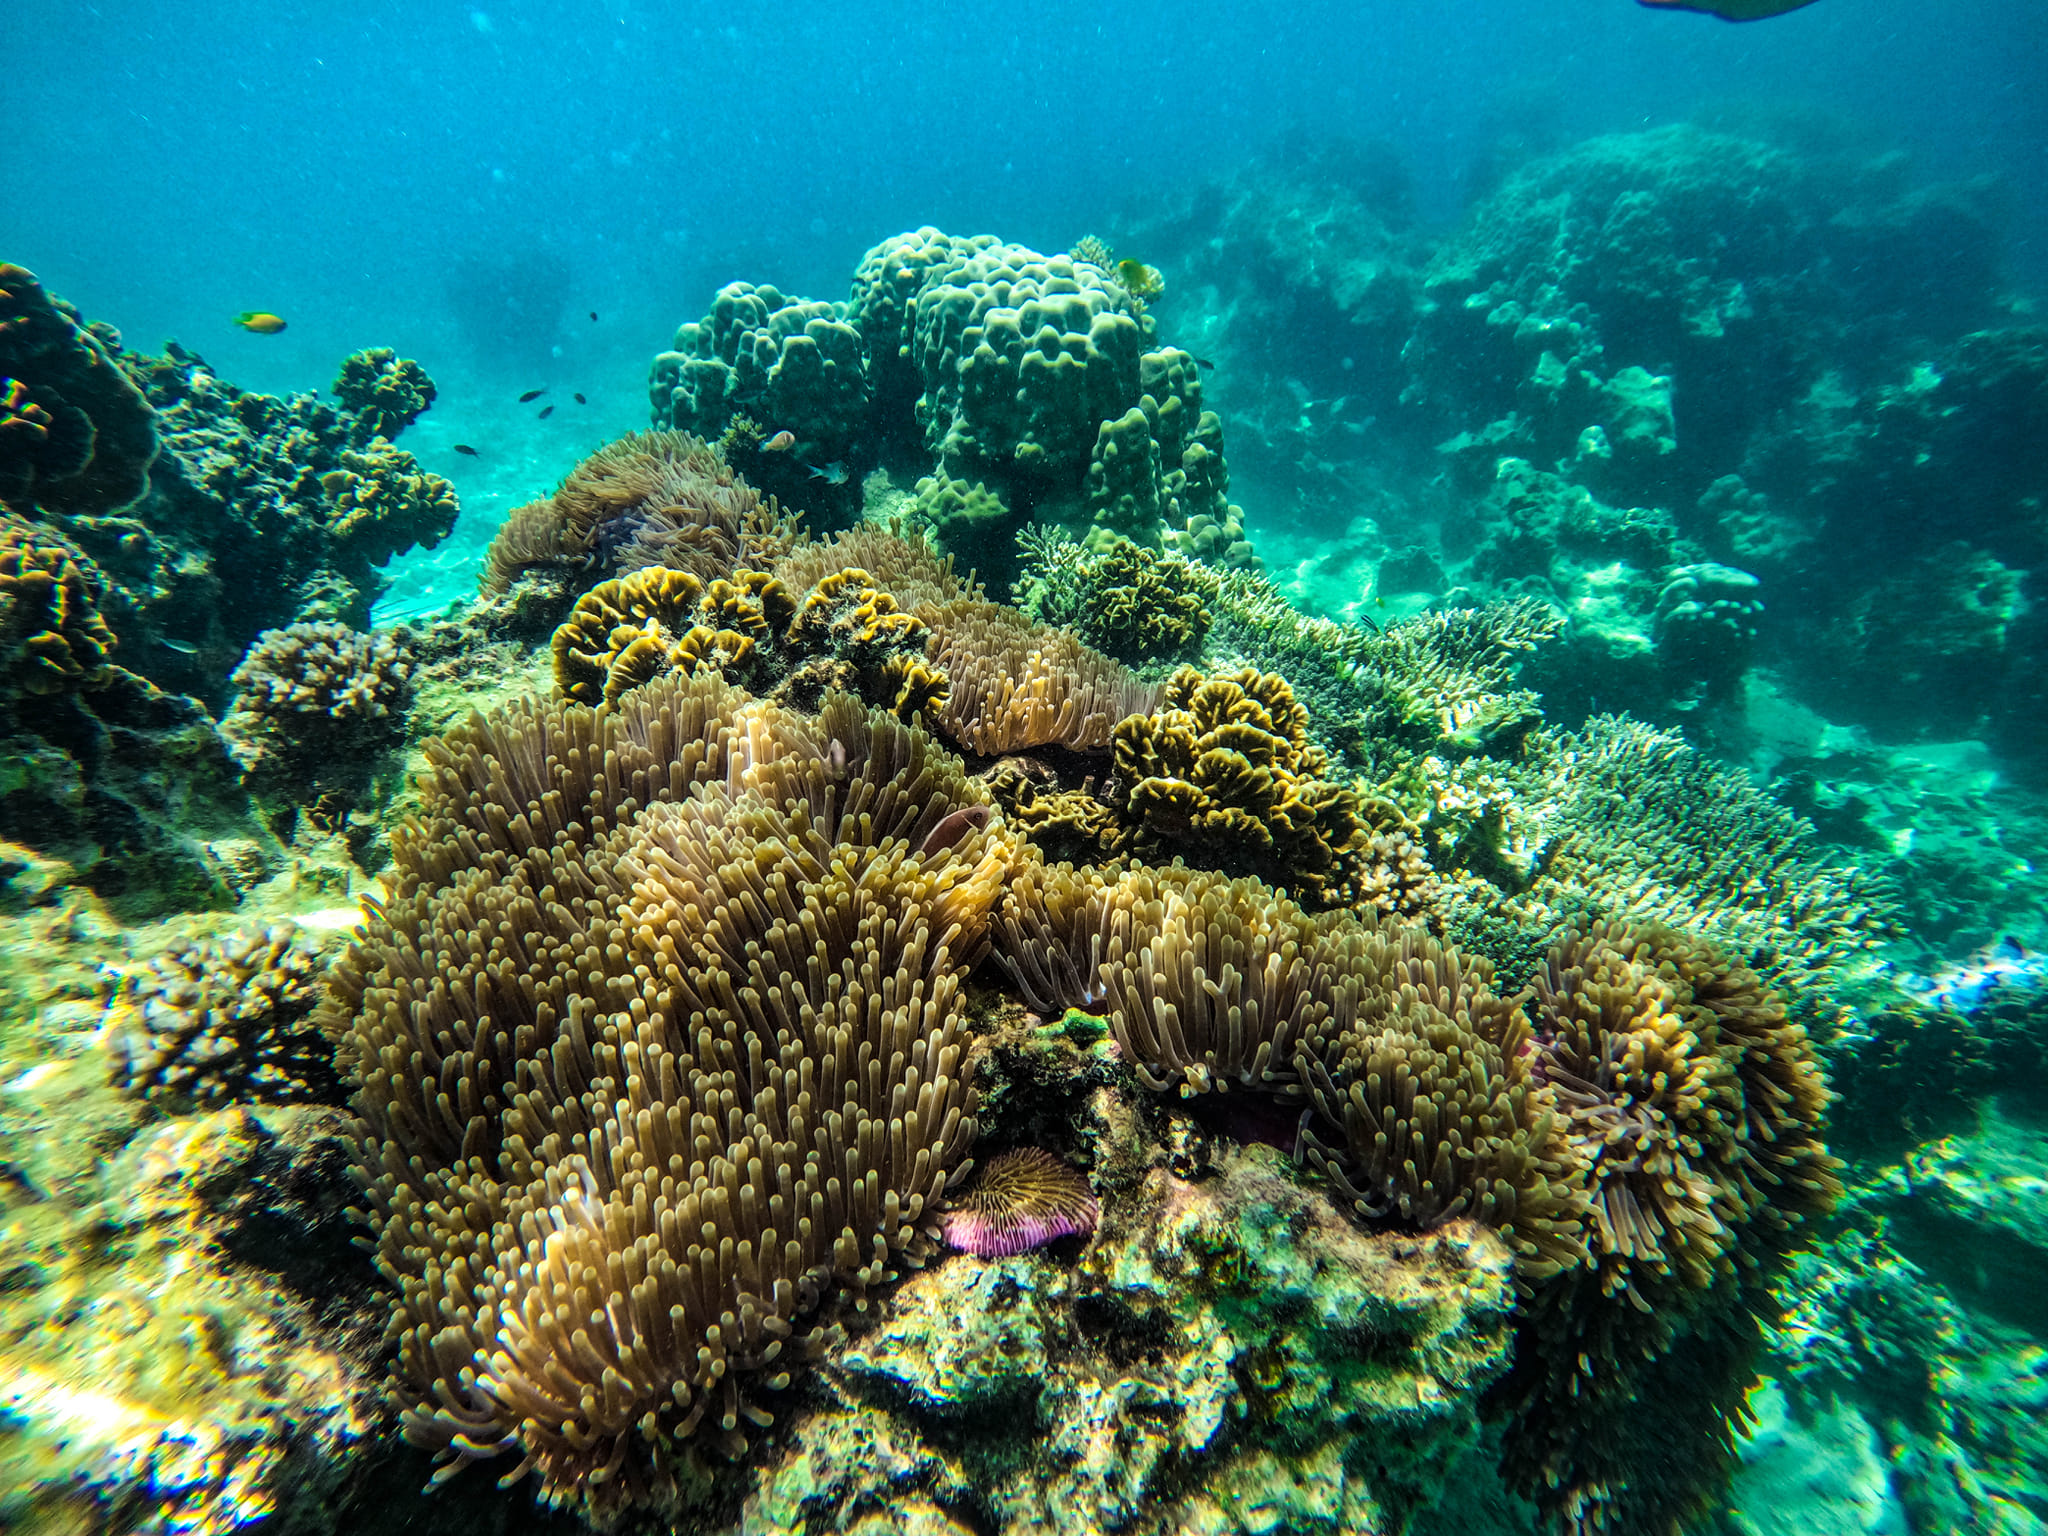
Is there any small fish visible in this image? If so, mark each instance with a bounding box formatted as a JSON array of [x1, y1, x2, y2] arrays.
[[573, 392, 586, 404], [160, 635, 199, 655], [588, 311, 599, 321], [1637, 0, 1817, 17], [453, 443, 480, 457], [538, 404, 554, 419], [233, 311, 287, 334], [805, 460, 850, 485], [1116, 258, 1164, 298], [763, 430, 797, 452], [1194, 355, 1217, 370], [518, 389, 546, 403]]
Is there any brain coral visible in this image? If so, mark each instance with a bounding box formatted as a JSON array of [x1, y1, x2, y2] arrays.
[[0, 511, 117, 697], [0, 263, 157, 516], [329, 672, 1009, 1518]]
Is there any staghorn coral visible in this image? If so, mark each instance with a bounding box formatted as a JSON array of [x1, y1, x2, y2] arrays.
[[0, 510, 117, 697], [331, 348, 436, 440], [939, 1148, 1099, 1258], [104, 920, 341, 1107], [924, 598, 1157, 756], [0, 263, 157, 516], [1441, 714, 1895, 1028], [330, 673, 1008, 1519], [1491, 922, 1840, 1536], [481, 431, 795, 597], [1112, 666, 1372, 910]]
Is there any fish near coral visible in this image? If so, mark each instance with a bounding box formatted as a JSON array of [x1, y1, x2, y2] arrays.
[[233, 311, 287, 334], [1116, 258, 1164, 299], [1637, 0, 1818, 17], [763, 429, 796, 451]]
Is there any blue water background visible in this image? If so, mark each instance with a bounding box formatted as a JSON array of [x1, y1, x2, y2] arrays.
[[6, 0, 2045, 618]]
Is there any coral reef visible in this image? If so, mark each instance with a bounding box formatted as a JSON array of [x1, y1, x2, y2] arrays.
[[1, 508, 117, 695], [650, 283, 869, 518], [1016, 526, 1217, 665], [0, 263, 157, 516], [923, 598, 1157, 755]]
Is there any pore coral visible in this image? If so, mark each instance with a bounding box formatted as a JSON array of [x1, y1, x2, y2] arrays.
[[1112, 666, 1373, 910], [330, 673, 1008, 1519]]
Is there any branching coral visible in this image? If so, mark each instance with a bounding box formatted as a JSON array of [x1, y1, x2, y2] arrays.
[[924, 598, 1157, 755], [0, 263, 157, 515], [330, 673, 1007, 1518], [1111, 666, 1373, 909], [105, 920, 340, 1107], [226, 622, 414, 737], [0, 511, 117, 697]]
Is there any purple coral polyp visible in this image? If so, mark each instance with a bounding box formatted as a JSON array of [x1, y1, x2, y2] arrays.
[[942, 1147, 1100, 1257]]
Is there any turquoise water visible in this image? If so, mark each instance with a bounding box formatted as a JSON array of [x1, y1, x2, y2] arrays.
[[5, 3, 2048, 1534]]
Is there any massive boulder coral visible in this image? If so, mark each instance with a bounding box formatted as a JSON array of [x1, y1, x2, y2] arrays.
[[328, 672, 1007, 1519], [0, 263, 157, 516], [650, 283, 868, 478]]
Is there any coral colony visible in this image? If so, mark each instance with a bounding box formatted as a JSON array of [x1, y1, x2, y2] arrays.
[[3, 116, 2047, 1536]]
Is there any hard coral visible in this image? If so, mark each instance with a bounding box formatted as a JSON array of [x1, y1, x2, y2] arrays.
[[1019, 529, 1217, 665], [1113, 666, 1373, 910], [105, 920, 340, 1107], [0, 263, 157, 515], [331, 347, 436, 440], [329, 673, 1005, 1519], [0, 511, 117, 696]]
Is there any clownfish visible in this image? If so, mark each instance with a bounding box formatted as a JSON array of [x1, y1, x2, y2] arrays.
[[233, 311, 287, 334]]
